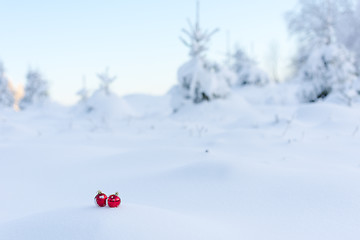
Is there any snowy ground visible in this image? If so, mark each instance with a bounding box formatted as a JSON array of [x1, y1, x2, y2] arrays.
[[1, 85, 360, 240]]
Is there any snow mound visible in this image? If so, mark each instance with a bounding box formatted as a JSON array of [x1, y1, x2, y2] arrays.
[[0, 204, 232, 240], [236, 83, 300, 105], [76, 90, 137, 120], [124, 93, 173, 117]]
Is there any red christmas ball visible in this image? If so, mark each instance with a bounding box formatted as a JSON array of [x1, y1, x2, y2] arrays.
[[108, 192, 121, 208], [94, 190, 107, 207]]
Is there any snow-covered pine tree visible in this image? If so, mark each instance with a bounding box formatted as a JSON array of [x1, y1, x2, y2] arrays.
[[75, 76, 94, 113], [231, 47, 269, 86], [82, 68, 117, 115], [19, 69, 49, 110], [81, 69, 134, 120], [177, 1, 230, 104], [97, 68, 116, 95], [77, 76, 89, 103], [287, 0, 358, 103], [0, 61, 15, 108], [221, 32, 238, 87]]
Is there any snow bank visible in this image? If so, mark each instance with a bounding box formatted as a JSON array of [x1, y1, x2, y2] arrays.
[[73, 90, 137, 121], [0, 204, 232, 240], [1, 89, 360, 240]]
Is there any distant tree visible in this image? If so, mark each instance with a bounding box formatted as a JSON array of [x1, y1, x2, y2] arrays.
[[77, 76, 89, 103], [0, 61, 15, 108], [232, 47, 270, 86], [97, 68, 116, 95], [75, 76, 94, 113], [177, 1, 230, 104], [287, 0, 359, 103], [19, 69, 49, 109]]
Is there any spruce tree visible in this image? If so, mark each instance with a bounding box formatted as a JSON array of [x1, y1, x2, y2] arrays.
[[19, 69, 48, 109], [0, 62, 15, 108], [177, 1, 230, 104]]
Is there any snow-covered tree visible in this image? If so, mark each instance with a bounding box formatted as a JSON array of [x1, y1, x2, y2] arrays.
[[287, 0, 347, 45], [0, 61, 15, 108], [287, 0, 359, 103], [296, 38, 358, 103], [287, 0, 351, 67], [97, 68, 116, 95], [231, 47, 269, 86], [176, 1, 230, 104], [78, 69, 134, 120], [336, 0, 360, 72], [75, 76, 95, 113], [179, 1, 218, 60], [77, 76, 89, 103], [19, 69, 49, 109], [81, 68, 117, 114]]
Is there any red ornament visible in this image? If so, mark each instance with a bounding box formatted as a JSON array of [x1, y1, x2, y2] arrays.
[[95, 190, 107, 207], [108, 192, 121, 208]]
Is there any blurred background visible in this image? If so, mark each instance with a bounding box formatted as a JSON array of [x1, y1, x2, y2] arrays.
[[0, 0, 297, 105]]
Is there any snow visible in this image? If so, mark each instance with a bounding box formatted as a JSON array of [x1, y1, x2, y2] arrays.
[[1, 87, 360, 239]]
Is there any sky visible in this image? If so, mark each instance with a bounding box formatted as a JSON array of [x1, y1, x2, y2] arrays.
[[0, 0, 298, 105]]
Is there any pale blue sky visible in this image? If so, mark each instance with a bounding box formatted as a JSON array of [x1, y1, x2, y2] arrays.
[[0, 0, 298, 104]]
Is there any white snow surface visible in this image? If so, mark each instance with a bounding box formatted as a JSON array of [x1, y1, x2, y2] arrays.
[[1, 87, 360, 239]]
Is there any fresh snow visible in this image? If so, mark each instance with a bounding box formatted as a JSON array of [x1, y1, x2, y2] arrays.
[[1, 87, 360, 240]]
